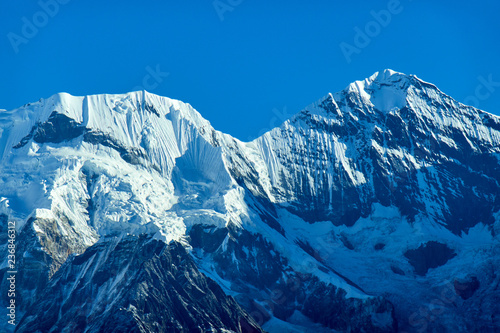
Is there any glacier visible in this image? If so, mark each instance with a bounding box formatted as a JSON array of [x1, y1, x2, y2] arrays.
[[1, 69, 499, 332]]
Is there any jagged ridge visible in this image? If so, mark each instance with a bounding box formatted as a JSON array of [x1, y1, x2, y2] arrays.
[[1, 70, 499, 332]]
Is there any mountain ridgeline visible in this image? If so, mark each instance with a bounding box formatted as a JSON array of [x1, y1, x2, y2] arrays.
[[1, 70, 499, 332]]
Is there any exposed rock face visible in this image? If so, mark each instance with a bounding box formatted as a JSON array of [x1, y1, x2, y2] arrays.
[[250, 71, 500, 235], [16, 235, 263, 333], [1, 70, 499, 332], [189, 224, 397, 332], [404, 241, 456, 276], [0, 217, 54, 322], [454, 276, 480, 300], [14, 111, 87, 149]]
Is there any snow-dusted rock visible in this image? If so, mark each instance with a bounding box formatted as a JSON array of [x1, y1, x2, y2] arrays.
[[1, 70, 499, 332]]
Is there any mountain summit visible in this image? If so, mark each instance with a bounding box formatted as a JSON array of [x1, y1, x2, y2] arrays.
[[1, 71, 499, 332]]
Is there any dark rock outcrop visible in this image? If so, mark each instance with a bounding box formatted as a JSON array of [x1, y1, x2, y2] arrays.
[[16, 235, 264, 333], [190, 224, 397, 332], [454, 276, 480, 300], [404, 241, 457, 276], [14, 111, 86, 149]]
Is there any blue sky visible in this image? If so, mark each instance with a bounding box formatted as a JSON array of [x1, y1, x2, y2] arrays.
[[1, 0, 500, 140]]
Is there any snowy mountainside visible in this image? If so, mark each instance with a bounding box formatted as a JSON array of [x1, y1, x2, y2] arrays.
[[1, 70, 499, 332], [241, 70, 500, 331], [249, 69, 500, 232], [0, 89, 394, 332]]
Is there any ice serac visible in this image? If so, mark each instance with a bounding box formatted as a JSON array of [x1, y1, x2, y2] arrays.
[[1, 70, 500, 332]]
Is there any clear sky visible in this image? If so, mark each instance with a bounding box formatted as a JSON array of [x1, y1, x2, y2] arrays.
[[1, 0, 500, 141]]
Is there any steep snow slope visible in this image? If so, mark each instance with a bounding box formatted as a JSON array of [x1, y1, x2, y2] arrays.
[[0, 91, 238, 249], [0, 89, 395, 332], [1, 70, 499, 332], [249, 70, 500, 232], [242, 69, 500, 331]]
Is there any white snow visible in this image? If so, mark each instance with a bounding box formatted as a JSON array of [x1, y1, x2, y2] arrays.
[[1, 69, 499, 331]]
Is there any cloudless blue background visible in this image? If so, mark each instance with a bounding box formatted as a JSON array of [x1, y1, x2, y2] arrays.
[[1, 0, 500, 140]]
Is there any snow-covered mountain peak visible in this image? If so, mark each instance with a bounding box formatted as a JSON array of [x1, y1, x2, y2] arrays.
[[1, 90, 212, 133], [0, 91, 219, 162], [1, 72, 500, 332], [341, 69, 412, 113], [286, 70, 434, 127], [0, 89, 234, 243], [367, 68, 405, 83]]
